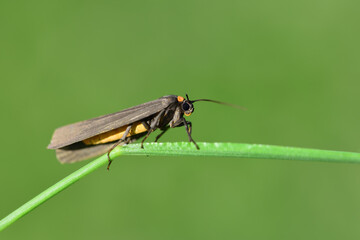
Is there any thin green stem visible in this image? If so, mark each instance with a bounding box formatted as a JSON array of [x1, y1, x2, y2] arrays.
[[1, 142, 360, 232], [116, 142, 360, 163], [0, 154, 109, 232]]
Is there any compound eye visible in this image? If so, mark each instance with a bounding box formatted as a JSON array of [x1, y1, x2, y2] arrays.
[[182, 102, 190, 111]]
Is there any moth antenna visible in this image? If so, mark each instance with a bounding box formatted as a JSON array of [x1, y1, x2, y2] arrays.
[[191, 99, 246, 110]]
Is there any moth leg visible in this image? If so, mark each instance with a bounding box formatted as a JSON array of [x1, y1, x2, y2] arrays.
[[141, 121, 150, 130], [155, 126, 170, 142], [186, 121, 192, 135], [182, 119, 199, 150], [107, 124, 132, 170], [141, 129, 153, 148], [141, 110, 165, 148]]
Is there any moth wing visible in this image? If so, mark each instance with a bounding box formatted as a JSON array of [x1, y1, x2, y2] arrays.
[[55, 143, 115, 163], [55, 133, 145, 163], [48, 96, 177, 149]]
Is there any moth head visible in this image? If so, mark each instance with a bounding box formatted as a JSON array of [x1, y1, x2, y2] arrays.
[[177, 94, 194, 116]]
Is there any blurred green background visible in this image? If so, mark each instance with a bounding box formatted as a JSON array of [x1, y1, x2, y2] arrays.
[[1, 0, 360, 239]]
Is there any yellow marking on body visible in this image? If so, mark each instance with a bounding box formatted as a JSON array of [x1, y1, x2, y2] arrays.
[[185, 112, 192, 116], [177, 96, 184, 102], [83, 121, 147, 145]]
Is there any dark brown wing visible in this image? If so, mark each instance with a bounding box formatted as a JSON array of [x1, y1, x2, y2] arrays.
[[48, 95, 177, 149], [55, 142, 115, 163], [55, 133, 146, 163]]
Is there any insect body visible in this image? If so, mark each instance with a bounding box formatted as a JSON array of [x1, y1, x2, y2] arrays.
[[48, 94, 240, 168]]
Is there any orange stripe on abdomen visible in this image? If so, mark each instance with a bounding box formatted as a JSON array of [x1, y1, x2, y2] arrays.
[[83, 121, 147, 145]]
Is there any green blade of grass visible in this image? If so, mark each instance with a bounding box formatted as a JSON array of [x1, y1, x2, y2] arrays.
[[1, 142, 360, 232], [116, 142, 360, 163], [0, 154, 108, 232]]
